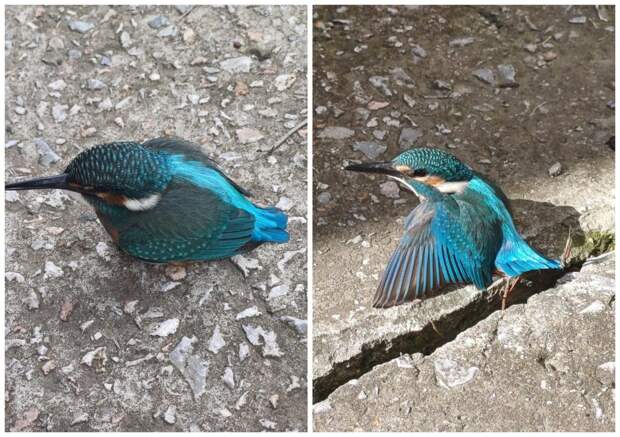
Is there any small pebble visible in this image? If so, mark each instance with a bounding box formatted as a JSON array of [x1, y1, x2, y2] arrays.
[[158, 25, 177, 38], [183, 28, 196, 43], [317, 192, 331, 204], [276, 196, 293, 211], [543, 51, 558, 62], [22, 290, 40, 310], [222, 367, 235, 389], [236, 306, 261, 320], [449, 37, 475, 47], [34, 139, 61, 167], [230, 255, 261, 277], [44, 261, 63, 278], [208, 325, 226, 354], [239, 343, 250, 362], [175, 5, 193, 14], [432, 79, 451, 91], [70, 412, 89, 426], [163, 406, 176, 425], [548, 162, 562, 177], [236, 127, 264, 144], [318, 126, 354, 140], [60, 301, 74, 321], [352, 141, 387, 160], [87, 79, 105, 90], [268, 284, 289, 300], [274, 74, 296, 91], [497, 64, 517, 85], [48, 79, 66, 91], [472, 68, 495, 85], [150, 318, 180, 337], [96, 242, 110, 260], [120, 31, 131, 49], [380, 181, 399, 198], [165, 264, 186, 281], [270, 394, 279, 409], [569, 16, 587, 24], [220, 56, 252, 73], [148, 16, 169, 29], [68, 21, 95, 33], [41, 360, 57, 375]]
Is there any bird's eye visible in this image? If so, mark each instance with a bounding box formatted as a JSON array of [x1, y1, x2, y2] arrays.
[[413, 169, 428, 177]]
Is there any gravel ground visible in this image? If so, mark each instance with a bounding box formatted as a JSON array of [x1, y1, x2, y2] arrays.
[[5, 5, 307, 432], [312, 4, 614, 431]]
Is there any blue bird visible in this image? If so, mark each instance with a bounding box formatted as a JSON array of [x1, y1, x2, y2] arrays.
[[346, 148, 562, 309], [6, 137, 289, 263]]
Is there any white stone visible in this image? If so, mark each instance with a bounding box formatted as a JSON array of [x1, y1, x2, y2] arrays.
[[150, 318, 179, 337], [208, 325, 226, 353]]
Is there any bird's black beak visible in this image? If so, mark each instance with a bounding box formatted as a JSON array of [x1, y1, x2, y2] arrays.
[[5, 174, 70, 191], [345, 161, 402, 177]]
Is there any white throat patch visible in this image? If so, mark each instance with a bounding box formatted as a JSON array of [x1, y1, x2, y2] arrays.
[[388, 175, 418, 196], [123, 193, 161, 211], [387, 175, 469, 199], [436, 180, 469, 194]]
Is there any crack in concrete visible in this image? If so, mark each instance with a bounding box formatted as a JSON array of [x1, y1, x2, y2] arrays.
[[313, 266, 580, 403]]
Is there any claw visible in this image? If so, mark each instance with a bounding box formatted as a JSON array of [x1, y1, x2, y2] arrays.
[[501, 276, 520, 311], [487, 277, 507, 302], [430, 319, 443, 337], [561, 226, 573, 267]]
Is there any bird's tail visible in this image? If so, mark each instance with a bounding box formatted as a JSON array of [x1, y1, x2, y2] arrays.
[[251, 206, 289, 243], [496, 237, 561, 277]]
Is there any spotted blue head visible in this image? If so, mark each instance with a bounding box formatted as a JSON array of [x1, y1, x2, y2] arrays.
[[6, 142, 172, 207], [346, 147, 474, 193]]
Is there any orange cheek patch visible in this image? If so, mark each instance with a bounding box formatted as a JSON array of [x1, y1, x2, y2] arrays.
[[422, 175, 445, 186], [395, 165, 413, 175], [96, 192, 127, 206]]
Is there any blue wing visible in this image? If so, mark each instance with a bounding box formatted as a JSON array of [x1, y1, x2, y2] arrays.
[[374, 184, 502, 308], [142, 137, 253, 197], [146, 137, 288, 245], [104, 181, 255, 262]]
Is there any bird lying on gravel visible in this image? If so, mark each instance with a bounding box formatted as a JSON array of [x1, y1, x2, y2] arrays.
[[6, 137, 289, 262], [346, 147, 567, 309]]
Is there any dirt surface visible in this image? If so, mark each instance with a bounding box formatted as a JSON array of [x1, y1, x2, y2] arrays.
[[312, 4, 614, 431], [5, 5, 307, 432]]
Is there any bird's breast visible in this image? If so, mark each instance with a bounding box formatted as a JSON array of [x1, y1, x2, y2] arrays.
[[95, 210, 120, 244]]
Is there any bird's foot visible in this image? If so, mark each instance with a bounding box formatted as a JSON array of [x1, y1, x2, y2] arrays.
[[165, 263, 189, 281], [560, 226, 573, 268], [501, 276, 521, 311], [430, 319, 443, 337], [487, 276, 509, 301]]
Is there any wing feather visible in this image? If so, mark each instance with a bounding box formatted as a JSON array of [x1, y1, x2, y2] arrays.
[[142, 137, 253, 197], [108, 180, 255, 262], [372, 192, 502, 309]]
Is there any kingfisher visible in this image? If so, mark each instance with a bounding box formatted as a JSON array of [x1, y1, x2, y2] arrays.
[[6, 137, 289, 263], [346, 148, 563, 309]]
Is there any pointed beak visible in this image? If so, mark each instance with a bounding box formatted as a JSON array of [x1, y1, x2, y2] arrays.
[[5, 174, 70, 191], [345, 161, 402, 177]]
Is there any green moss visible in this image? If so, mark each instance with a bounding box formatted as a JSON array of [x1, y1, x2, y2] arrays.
[[570, 230, 615, 263]]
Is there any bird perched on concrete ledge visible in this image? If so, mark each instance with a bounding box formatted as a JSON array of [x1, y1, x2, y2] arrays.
[[346, 148, 562, 309], [6, 137, 289, 263]]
